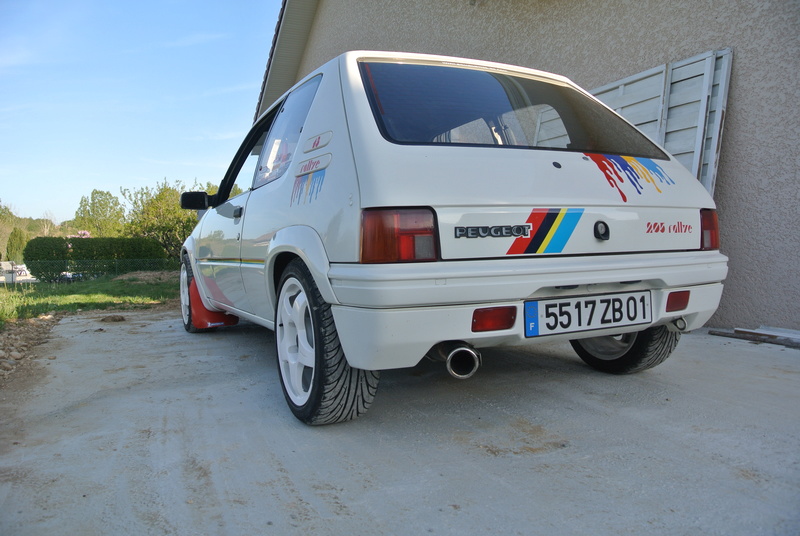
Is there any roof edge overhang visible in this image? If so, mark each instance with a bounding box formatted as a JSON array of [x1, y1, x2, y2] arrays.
[[254, 0, 319, 122]]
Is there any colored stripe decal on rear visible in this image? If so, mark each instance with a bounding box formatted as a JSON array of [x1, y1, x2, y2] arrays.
[[542, 208, 584, 253], [507, 209, 550, 255], [536, 209, 566, 253], [507, 208, 584, 255], [525, 209, 560, 254]]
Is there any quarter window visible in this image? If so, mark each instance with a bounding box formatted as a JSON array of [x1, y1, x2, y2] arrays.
[[254, 75, 322, 188]]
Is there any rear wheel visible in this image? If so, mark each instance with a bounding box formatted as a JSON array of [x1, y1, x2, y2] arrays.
[[570, 325, 680, 374], [275, 259, 380, 424]]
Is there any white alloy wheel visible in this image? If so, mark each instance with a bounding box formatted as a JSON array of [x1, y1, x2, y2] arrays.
[[274, 259, 380, 424], [180, 262, 191, 327], [276, 276, 316, 406]]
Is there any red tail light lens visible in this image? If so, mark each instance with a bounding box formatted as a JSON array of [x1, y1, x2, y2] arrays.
[[361, 208, 438, 263], [700, 209, 720, 251]]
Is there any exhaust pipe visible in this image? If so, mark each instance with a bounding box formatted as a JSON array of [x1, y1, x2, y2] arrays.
[[427, 342, 482, 380], [669, 317, 688, 332]]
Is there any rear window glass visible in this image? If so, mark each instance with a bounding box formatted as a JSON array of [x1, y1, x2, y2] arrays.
[[359, 61, 667, 159]]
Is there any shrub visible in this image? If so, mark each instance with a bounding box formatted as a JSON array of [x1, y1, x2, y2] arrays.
[[23, 237, 169, 282], [6, 227, 28, 263], [23, 237, 69, 282]]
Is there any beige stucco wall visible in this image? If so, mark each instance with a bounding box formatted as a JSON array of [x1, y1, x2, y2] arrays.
[[295, 0, 800, 330]]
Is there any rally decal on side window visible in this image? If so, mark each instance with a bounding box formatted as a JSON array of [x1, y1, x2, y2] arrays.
[[584, 154, 676, 202], [507, 208, 584, 255]]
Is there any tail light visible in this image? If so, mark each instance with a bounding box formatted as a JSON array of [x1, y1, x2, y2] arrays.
[[700, 209, 720, 251], [361, 208, 438, 263]]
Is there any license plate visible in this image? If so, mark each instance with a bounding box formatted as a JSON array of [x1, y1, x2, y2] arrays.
[[524, 291, 652, 337]]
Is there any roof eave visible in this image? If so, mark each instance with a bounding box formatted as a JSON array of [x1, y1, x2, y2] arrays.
[[254, 0, 320, 122]]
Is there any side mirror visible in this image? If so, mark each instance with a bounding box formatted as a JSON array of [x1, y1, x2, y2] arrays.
[[180, 191, 210, 210]]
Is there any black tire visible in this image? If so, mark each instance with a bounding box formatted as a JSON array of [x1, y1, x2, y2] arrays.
[[275, 259, 380, 425], [180, 254, 210, 333], [570, 325, 680, 374]]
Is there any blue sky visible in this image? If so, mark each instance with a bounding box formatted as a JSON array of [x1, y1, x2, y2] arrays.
[[0, 0, 282, 223]]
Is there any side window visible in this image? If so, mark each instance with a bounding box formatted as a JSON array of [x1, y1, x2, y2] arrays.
[[254, 75, 322, 188], [228, 131, 267, 199], [215, 121, 271, 205]]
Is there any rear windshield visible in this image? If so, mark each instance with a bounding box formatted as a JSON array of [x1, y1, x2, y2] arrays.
[[359, 60, 668, 159]]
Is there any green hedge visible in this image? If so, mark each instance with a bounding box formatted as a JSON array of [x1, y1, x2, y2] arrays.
[[68, 237, 167, 261], [23, 237, 169, 282], [23, 237, 69, 282]]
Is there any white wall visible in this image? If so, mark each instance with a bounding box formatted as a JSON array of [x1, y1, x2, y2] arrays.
[[293, 0, 800, 330]]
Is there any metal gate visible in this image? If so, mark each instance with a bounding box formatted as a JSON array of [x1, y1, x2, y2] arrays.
[[592, 49, 733, 195]]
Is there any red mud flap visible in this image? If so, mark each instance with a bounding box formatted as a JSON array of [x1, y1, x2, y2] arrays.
[[190, 279, 239, 329]]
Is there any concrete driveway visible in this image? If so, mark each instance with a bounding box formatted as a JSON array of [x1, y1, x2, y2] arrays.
[[1, 309, 798, 535]]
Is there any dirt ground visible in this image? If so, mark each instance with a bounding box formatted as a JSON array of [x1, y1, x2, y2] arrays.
[[0, 272, 800, 536], [1, 307, 799, 535], [0, 314, 64, 378], [0, 271, 178, 380]]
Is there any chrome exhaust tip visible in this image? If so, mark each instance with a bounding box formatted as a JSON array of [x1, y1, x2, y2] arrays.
[[425, 341, 483, 379], [445, 345, 482, 380]]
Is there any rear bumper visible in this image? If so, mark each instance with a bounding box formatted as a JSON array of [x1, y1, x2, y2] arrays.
[[328, 251, 727, 307], [332, 282, 724, 370], [327, 251, 727, 370]]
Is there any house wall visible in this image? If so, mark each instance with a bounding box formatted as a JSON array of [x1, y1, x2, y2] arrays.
[[294, 0, 800, 330]]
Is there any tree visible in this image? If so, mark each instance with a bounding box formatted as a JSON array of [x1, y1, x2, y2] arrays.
[[0, 199, 12, 222], [0, 199, 12, 261], [121, 179, 198, 259], [39, 211, 58, 236], [73, 189, 125, 237], [6, 227, 27, 263]]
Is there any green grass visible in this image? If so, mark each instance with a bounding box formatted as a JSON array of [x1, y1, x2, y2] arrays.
[[0, 273, 180, 329]]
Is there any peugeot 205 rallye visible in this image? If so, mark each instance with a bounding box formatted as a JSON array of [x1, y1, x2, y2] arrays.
[[179, 51, 728, 425]]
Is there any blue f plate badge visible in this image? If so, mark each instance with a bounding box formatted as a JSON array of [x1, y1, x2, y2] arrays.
[[525, 302, 541, 337]]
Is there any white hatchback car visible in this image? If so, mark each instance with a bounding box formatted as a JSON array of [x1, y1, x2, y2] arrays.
[[180, 51, 728, 425]]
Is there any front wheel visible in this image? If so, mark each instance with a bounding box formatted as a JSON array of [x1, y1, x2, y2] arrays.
[[180, 254, 209, 333], [570, 325, 680, 374], [275, 259, 380, 425]]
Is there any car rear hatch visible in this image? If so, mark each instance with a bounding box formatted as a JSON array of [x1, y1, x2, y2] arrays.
[[433, 149, 708, 260], [344, 53, 717, 261]]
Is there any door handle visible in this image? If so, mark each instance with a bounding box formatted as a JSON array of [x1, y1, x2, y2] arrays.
[[233, 206, 243, 218]]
